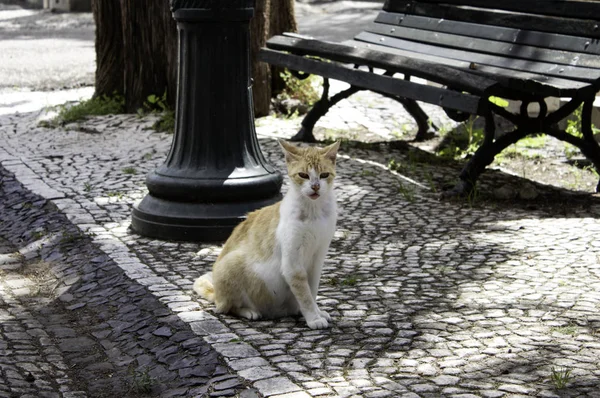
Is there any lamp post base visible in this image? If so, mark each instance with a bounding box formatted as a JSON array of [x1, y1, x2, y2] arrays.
[[131, 193, 282, 242], [130, 0, 283, 242]]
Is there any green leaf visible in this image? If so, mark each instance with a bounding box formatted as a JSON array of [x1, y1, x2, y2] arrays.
[[488, 96, 509, 107]]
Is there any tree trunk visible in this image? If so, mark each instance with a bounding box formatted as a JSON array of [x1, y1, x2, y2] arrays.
[[91, 0, 123, 98], [250, 0, 271, 117], [92, 0, 293, 115], [120, 0, 178, 113], [269, 0, 297, 95], [250, 0, 297, 117]]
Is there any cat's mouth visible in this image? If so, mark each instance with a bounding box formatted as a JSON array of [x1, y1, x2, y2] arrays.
[[308, 193, 320, 200]]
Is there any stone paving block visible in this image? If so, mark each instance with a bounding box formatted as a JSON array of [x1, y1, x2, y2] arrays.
[[271, 392, 312, 398], [227, 357, 272, 372]]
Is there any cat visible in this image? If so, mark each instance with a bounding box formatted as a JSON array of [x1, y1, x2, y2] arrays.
[[193, 139, 340, 329]]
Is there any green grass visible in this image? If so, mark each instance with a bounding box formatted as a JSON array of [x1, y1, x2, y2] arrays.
[[152, 109, 174, 134], [550, 367, 572, 390], [60, 231, 83, 244], [388, 158, 403, 172], [562, 104, 600, 158], [584, 165, 599, 178], [437, 117, 550, 163], [142, 151, 155, 161], [397, 184, 416, 203], [327, 275, 362, 287], [566, 105, 584, 138], [495, 135, 547, 163], [31, 230, 46, 240], [466, 188, 480, 207], [355, 169, 377, 177], [564, 143, 580, 160], [550, 323, 578, 336], [423, 169, 437, 193], [279, 69, 322, 108], [322, 130, 359, 144], [122, 167, 137, 175], [341, 275, 360, 286], [40, 94, 125, 128], [519, 135, 548, 148], [139, 93, 175, 134], [106, 191, 125, 200], [436, 117, 484, 160], [129, 367, 156, 394]]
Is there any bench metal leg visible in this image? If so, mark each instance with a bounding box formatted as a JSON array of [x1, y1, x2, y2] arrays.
[[292, 72, 436, 142], [400, 98, 436, 141], [291, 78, 361, 142], [548, 97, 600, 192], [444, 109, 527, 197], [582, 99, 600, 192], [444, 93, 600, 197], [377, 73, 437, 141], [376, 92, 436, 141], [453, 121, 529, 196]]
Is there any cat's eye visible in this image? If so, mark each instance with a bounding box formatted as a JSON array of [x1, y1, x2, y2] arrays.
[[319, 173, 330, 179], [298, 172, 309, 179]]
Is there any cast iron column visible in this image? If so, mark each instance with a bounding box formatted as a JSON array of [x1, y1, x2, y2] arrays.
[[132, 0, 282, 241]]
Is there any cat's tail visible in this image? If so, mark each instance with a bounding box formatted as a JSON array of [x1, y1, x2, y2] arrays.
[[193, 272, 215, 302]]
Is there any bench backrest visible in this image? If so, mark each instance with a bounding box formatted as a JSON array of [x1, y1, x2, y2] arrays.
[[383, 0, 600, 39], [351, 0, 600, 84]]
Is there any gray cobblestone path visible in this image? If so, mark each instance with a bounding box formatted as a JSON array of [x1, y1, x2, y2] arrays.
[[0, 236, 85, 398], [1, 87, 600, 398], [0, 143, 250, 396]]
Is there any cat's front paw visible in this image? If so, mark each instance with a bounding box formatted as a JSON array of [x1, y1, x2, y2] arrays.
[[237, 308, 262, 320], [306, 316, 329, 330], [318, 309, 332, 322]]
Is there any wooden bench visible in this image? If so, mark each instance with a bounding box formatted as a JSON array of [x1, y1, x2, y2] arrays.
[[259, 0, 600, 195]]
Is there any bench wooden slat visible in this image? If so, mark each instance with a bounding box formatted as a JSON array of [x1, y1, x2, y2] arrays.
[[375, 12, 600, 55], [355, 31, 600, 83], [384, 1, 600, 39], [384, 0, 600, 22], [266, 35, 591, 98], [265, 35, 496, 94], [366, 23, 600, 69], [259, 48, 483, 114], [344, 39, 591, 96]]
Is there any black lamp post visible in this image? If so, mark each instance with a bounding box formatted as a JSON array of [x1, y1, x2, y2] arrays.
[[132, 0, 282, 242]]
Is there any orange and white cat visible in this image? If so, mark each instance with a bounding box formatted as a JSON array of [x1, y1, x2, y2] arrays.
[[194, 140, 340, 329]]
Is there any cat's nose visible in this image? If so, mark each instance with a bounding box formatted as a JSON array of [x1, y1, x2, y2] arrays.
[[311, 182, 320, 192]]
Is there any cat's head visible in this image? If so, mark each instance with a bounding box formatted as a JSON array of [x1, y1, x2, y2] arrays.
[[279, 140, 340, 201]]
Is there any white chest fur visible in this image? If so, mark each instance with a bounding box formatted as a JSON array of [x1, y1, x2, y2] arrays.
[[250, 188, 336, 308], [277, 189, 337, 254]]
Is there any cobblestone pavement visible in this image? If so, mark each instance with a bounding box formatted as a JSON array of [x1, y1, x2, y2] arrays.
[[1, 84, 600, 398], [0, 137, 251, 396]]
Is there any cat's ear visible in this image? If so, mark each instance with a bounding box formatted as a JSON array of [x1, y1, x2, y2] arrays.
[[279, 139, 301, 163], [320, 141, 340, 164]]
